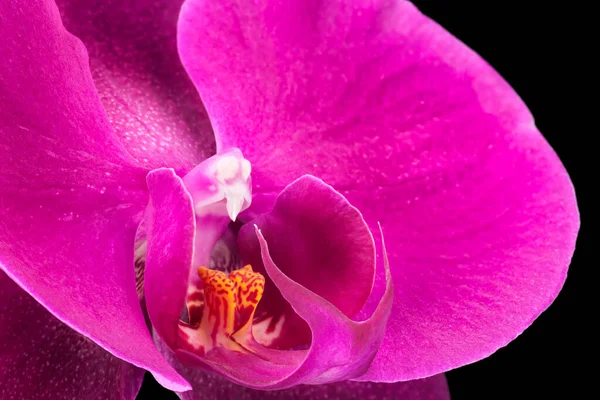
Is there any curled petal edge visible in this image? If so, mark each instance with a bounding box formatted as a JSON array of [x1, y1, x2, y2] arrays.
[[251, 221, 393, 387]]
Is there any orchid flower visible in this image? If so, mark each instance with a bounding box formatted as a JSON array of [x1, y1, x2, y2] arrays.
[[0, 0, 579, 399]]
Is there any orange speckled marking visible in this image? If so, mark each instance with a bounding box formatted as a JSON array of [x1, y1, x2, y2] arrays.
[[179, 265, 265, 354]]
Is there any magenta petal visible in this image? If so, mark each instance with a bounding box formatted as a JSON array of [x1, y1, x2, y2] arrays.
[[0, 272, 145, 400], [56, 0, 215, 172], [0, 0, 188, 390], [144, 168, 195, 347], [253, 224, 392, 386], [178, 0, 579, 379], [238, 175, 376, 349], [179, 371, 449, 400]]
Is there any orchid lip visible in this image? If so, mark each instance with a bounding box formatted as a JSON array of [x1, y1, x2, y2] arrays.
[[179, 264, 265, 355]]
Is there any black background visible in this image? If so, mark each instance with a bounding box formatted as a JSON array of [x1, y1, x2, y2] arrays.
[[138, 2, 589, 399]]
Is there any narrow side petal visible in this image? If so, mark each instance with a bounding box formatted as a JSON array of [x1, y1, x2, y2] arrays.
[[238, 176, 376, 349], [178, 0, 579, 380], [144, 168, 196, 347], [0, 0, 189, 390], [179, 371, 449, 400], [251, 223, 392, 387], [56, 0, 215, 171], [0, 272, 145, 400]]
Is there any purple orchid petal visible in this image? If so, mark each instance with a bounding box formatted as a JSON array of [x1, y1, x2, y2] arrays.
[[178, 370, 449, 400], [238, 176, 377, 349], [55, 0, 215, 172], [178, 0, 579, 381], [0, 0, 189, 390], [234, 175, 392, 388], [144, 168, 196, 348], [0, 272, 145, 400], [250, 214, 392, 386]]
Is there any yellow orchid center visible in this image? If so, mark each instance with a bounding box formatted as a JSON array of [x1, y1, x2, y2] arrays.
[[179, 265, 265, 354]]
